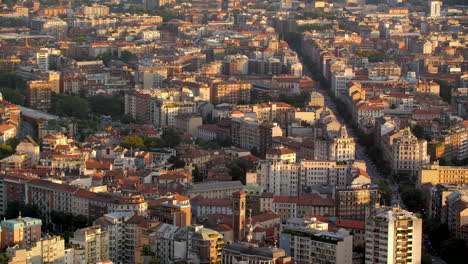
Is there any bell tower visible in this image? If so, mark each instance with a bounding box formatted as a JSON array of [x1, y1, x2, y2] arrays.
[[232, 191, 246, 242]]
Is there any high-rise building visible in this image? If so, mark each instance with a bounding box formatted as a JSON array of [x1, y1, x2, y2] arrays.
[[36, 49, 50, 72], [26, 80, 52, 111], [438, 121, 468, 163], [429, 1, 442, 17], [232, 191, 246, 242], [365, 207, 422, 264], [280, 217, 353, 264], [70, 225, 109, 263]]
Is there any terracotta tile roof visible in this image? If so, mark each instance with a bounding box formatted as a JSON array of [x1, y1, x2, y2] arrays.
[[212, 223, 233, 232], [193, 198, 231, 207], [27, 179, 79, 193], [86, 158, 113, 170], [159, 171, 190, 180], [252, 211, 279, 225], [335, 218, 365, 230], [266, 147, 296, 155]]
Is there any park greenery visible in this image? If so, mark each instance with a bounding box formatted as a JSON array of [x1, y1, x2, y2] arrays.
[[278, 91, 311, 108]]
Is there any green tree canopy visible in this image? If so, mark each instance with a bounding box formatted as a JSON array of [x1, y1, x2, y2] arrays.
[[121, 136, 145, 149], [161, 128, 181, 148]]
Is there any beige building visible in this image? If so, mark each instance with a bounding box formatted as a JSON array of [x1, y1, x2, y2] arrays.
[[6, 235, 65, 264], [175, 113, 203, 137], [259, 147, 365, 196], [280, 217, 353, 264], [80, 4, 110, 17], [151, 98, 196, 128], [419, 163, 468, 185], [365, 207, 422, 264], [309, 91, 325, 107], [251, 102, 293, 124], [391, 127, 430, 175], [211, 81, 251, 105], [70, 226, 109, 264], [439, 121, 468, 162]]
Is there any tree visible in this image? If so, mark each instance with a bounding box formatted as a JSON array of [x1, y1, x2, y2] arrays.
[[377, 180, 392, 205], [168, 155, 185, 169], [424, 218, 450, 250], [228, 162, 245, 183], [121, 136, 145, 149], [144, 137, 166, 149], [411, 124, 425, 139], [5, 201, 41, 219], [440, 238, 468, 263], [192, 165, 202, 182], [6, 137, 20, 149], [88, 95, 124, 118], [161, 128, 181, 148], [63, 96, 89, 118], [141, 244, 155, 256], [433, 79, 453, 103], [0, 144, 14, 159], [0, 87, 24, 105], [120, 50, 138, 64]]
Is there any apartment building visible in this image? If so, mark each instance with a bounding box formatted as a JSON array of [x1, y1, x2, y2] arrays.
[[336, 180, 380, 220], [280, 217, 353, 264], [26, 80, 52, 111], [439, 121, 468, 162], [148, 194, 192, 227], [365, 207, 422, 264], [70, 226, 109, 263], [187, 225, 225, 264], [258, 148, 365, 196], [419, 163, 468, 185], [6, 235, 65, 263], [222, 242, 289, 264], [272, 194, 336, 221], [231, 117, 283, 156], [314, 125, 356, 161], [151, 98, 197, 128], [429, 184, 468, 222], [186, 181, 245, 199], [445, 189, 468, 240], [0, 216, 42, 248], [211, 81, 252, 104], [251, 102, 293, 124], [391, 127, 430, 175]]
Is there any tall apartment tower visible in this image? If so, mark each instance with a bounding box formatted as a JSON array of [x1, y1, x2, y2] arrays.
[[365, 207, 422, 264], [26, 80, 52, 111], [232, 191, 246, 242], [36, 49, 50, 72], [429, 1, 442, 17]]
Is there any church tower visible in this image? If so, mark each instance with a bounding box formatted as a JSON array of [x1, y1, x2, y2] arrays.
[[232, 191, 246, 242]]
